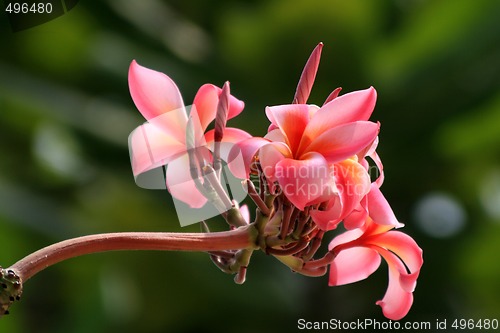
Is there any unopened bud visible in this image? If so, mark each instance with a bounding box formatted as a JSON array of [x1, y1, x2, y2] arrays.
[[293, 42, 323, 104]]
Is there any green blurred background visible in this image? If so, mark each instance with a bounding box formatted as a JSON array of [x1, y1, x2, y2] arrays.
[[1, 0, 499, 332]]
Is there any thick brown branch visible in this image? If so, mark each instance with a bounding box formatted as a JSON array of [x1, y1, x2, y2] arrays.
[[9, 226, 257, 283]]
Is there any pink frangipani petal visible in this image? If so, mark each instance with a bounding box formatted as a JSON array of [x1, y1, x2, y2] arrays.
[[265, 104, 310, 154], [227, 137, 271, 179], [166, 154, 208, 209], [275, 152, 330, 210], [129, 60, 185, 121], [300, 121, 380, 163], [367, 183, 404, 228], [300, 87, 377, 149], [129, 122, 186, 177], [193, 84, 245, 133], [368, 231, 423, 274], [329, 247, 381, 286], [374, 247, 417, 321]]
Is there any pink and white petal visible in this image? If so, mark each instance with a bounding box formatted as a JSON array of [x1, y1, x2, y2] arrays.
[[300, 87, 377, 148], [268, 105, 318, 131], [204, 127, 252, 149], [147, 108, 190, 144], [343, 202, 368, 230], [368, 231, 423, 275], [203, 128, 253, 166], [358, 136, 379, 159], [318, 86, 377, 126], [265, 104, 310, 154], [267, 123, 278, 132], [129, 122, 186, 176], [129, 60, 185, 121], [205, 127, 252, 144], [329, 247, 381, 286], [360, 158, 370, 174], [367, 184, 403, 228], [275, 152, 330, 210], [185, 105, 212, 149], [343, 195, 369, 230], [227, 95, 245, 120], [300, 121, 380, 162], [310, 197, 343, 231], [370, 151, 385, 187], [227, 137, 271, 178], [335, 159, 371, 215], [307, 104, 321, 119], [259, 143, 289, 184], [361, 217, 394, 240], [193, 84, 245, 132], [328, 226, 365, 252], [376, 266, 414, 320], [316, 164, 339, 200], [374, 248, 416, 320], [166, 154, 207, 209], [400, 271, 420, 294], [357, 139, 384, 187], [264, 128, 288, 144], [305, 167, 339, 207], [192, 84, 218, 132]]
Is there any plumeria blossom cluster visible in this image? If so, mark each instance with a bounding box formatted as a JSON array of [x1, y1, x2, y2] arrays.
[[128, 43, 423, 320]]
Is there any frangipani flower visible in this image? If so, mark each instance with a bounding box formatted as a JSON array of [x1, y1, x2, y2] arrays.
[[128, 60, 251, 208], [329, 216, 423, 320], [232, 87, 379, 216], [124, 42, 423, 322]]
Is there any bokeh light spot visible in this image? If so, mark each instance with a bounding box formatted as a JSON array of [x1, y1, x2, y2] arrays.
[[413, 192, 466, 238]]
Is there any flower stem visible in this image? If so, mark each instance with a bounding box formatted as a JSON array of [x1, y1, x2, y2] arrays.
[[9, 226, 257, 283]]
